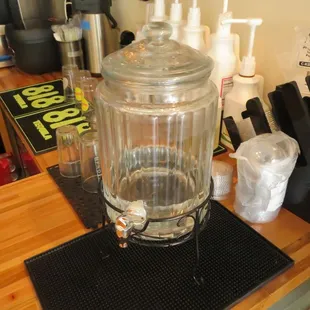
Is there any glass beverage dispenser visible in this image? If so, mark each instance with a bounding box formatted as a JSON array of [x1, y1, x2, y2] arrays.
[[96, 23, 218, 242]]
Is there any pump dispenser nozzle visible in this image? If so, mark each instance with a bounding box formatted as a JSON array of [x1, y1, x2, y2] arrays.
[[222, 18, 263, 77], [215, 0, 232, 37], [213, 0, 240, 61], [168, 0, 184, 41], [150, 0, 167, 22], [246, 19, 263, 57], [187, 0, 201, 27], [170, 0, 182, 22], [223, 0, 229, 13], [182, 0, 209, 51]]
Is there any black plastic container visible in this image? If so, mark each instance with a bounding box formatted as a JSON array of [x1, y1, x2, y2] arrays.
[[5, 24, 60, 74], [0, 0, 11, 25], [72, 0, 111, 14], [8, 0, 51, 30]]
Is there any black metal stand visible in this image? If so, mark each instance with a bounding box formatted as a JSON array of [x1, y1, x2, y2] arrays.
[[99, 179, 213, 285]]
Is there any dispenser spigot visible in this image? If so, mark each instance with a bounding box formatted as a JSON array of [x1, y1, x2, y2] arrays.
[[115, 216, 134, 248], [115, 201, 147, 248]]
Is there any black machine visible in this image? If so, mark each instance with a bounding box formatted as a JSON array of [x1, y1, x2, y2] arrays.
[[269, 80, 310, 208], [223, 97, 272, 151], [72, 0, 117, 28], [72, 0, 112, 13], [2, 0, 64, 74]]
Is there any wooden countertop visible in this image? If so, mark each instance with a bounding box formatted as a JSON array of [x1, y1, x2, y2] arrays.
[[0, 151, 309, 310], [0, 68, 61, 171]]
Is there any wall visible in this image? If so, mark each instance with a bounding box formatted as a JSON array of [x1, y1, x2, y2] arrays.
[[111, 0, 310, 99], [111, 0, 148, 33]]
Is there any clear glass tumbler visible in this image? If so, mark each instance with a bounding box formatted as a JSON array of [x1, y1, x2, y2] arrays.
[[75, 70, 91, 110], [62, 64, 79, 103], [56, 125, 81, 178], [80, 131, 102, 193], [80, 77, 98, 130]]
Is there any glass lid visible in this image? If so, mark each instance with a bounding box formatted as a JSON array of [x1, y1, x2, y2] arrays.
[[101, 22, 214, 87]]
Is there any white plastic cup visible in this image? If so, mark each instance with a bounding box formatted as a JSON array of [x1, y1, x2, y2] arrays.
[[212, 160, 233, 201]]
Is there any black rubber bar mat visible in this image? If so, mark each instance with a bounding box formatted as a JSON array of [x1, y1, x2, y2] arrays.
[[47, 165, 102, 229], [25, 201, 293, 310], [0, 80, 91, 154]]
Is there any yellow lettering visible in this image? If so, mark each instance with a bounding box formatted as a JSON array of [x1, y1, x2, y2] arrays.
[[28, 91, 59, 101], [50, 116, 86, 129], [33, 120, 52, 141], [13, 94, 28, 109], [43, 108, 79, 123], [31, 95, 64, 109], [76, 122, 91, 134], [22, 85, 54, 97]]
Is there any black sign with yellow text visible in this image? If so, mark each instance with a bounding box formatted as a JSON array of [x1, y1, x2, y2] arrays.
[[0, 80, 90, 154], [0, 80, 67, 118], [16, 104, 90, 153]]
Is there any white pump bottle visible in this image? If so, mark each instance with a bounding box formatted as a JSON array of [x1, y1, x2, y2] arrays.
[[150, 0, 167, 22], [222, 19, 277, 149], [208, 0, 241, 150], [182, 0, 210, 52], [168, 0, 185, 41]]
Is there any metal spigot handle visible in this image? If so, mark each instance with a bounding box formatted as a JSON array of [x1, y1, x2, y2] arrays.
[[115, 201, 147, 248], [115, 216, 134, 248]]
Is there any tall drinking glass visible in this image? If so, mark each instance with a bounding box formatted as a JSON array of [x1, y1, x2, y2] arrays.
[[80, 131, 101, 193], [80, 77, 98, 130], [75, 70, 91, 110], [57, 125, 81, 178], [62, 64, 79, 103]]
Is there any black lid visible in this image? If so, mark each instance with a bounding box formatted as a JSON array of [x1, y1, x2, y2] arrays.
[[120, 31, 135, 46], [72, 0, 111, 14], [5, 25, 54, 45], [0, 0, 11, 25]]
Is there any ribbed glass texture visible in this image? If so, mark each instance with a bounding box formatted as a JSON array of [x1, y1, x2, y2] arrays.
[[96, 80, 217, 238]]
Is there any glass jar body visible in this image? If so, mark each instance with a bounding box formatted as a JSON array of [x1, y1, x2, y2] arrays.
[[97, 80, 218, 239]]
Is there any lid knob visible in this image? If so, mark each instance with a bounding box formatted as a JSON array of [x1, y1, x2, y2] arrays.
[[142, 22, 172, 44]]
